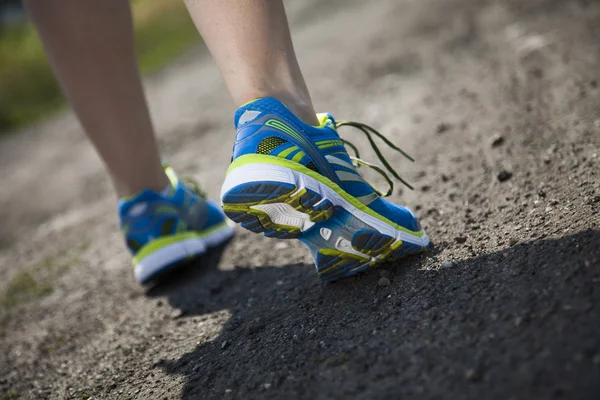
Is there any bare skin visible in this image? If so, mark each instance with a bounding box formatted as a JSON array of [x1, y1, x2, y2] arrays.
[[184, 0, 319, 126], [24, 0, 318, 198], [24, 0, 168, 198]]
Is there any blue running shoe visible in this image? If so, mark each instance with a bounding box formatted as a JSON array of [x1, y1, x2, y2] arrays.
[[119, 165, 235, 284], [221, 97, 429, 282]]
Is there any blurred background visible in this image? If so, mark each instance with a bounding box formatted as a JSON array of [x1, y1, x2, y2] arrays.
[[0, 0, 199, 133]]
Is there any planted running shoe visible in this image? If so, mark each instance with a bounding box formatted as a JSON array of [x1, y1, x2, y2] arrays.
[[119, 165, 235, 284], [221, 97, 429, 282]]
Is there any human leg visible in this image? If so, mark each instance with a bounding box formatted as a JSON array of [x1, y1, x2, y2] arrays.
[[184, 0, 318, 126], [184, 0, 429, 280], [24, 0, 234, 283], [24, 0, 167, 197]]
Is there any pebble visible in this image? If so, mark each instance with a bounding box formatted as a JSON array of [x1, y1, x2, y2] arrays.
[[274, 242, 289, 250], [508, 238, 519, 246], [221, 340, 229, 349], [497, 170, 513, 182], [436, 122, 451, 134], [245, 322, 265, 336], [491, 133, 505, 147], [455, 236, 467, 244], [441, 260, 456, 268], [378, 277, 391, 286], [263, 383, 272, 390], [379, 270, 391, 278], [171, 309, 186, 319], [465, 369, 482, 381]]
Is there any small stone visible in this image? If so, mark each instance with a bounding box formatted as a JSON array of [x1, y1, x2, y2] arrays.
[[378, 277, 391, 287], [497, 170, 513, 182], [508, 238, 518, 246], [465, 369, 482, 381], [514, 316, 523, 327], [491, 133, 505, 147], [455, 236, 467, 244], [537, 189, 546, 198], [441, 260, 456, 268], [245, 322, 265, 336], [156, 300, 163, 307], [379, 270, 391, 278], [308, 328, 316, 336], [436, 122, 451, 134], [274, 242, 289, 250], [171, 309, 186, 319], [221, 340, 229, 349], [263, 383, 272, 390]]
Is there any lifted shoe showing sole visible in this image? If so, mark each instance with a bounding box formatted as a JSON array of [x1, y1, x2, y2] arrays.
[[222, 155, 429, 282]]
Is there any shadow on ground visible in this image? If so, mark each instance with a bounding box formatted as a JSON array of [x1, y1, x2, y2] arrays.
[[147, 230, 600, 400]]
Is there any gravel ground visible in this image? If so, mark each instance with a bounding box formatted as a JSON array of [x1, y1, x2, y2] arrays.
[[0, 0, 599, 399]]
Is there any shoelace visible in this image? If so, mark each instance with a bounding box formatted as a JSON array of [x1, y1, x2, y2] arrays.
[[335, 120, 414, 196]]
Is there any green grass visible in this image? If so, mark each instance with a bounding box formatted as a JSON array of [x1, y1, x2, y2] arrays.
[[0, 242, 89, 312], [0, 0, 200, 133]]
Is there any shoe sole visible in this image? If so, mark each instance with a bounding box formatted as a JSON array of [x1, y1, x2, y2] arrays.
[[221, 155, 429, 282], [133, 220, 235, 284]]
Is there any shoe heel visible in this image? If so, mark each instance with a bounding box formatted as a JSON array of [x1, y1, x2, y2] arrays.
[[222, 181, 334, 239], [314, 229, 426, 282]]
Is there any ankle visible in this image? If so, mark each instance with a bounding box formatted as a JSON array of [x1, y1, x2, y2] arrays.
[[113, 166, 170, 198]]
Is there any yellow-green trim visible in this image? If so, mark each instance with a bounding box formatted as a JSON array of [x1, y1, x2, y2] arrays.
[[132, 221, 230, 265], [241, 98, 261, 107], [226, 154, 425, 238], [315, 113, 333, 129], [277, 146, 298, 158], [291, 151, 306, 163], [265, 119, 298, 138]]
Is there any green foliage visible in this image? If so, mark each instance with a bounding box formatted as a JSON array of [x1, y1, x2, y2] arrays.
[[0, 242, 89, 312], [0, 0, 200, 133]]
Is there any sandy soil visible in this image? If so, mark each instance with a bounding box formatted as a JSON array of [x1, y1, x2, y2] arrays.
[[0, 0, 599, 399]]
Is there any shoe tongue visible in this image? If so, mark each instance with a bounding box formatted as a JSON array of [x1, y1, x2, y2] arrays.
[[316, 113, 337, 130]]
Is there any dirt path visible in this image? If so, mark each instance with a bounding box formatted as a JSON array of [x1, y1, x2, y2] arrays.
[[1, 0, 599, 399]]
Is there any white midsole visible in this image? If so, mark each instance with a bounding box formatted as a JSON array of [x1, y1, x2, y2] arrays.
[[134, 222, 235, 284], [221, 163, 429, 247]]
